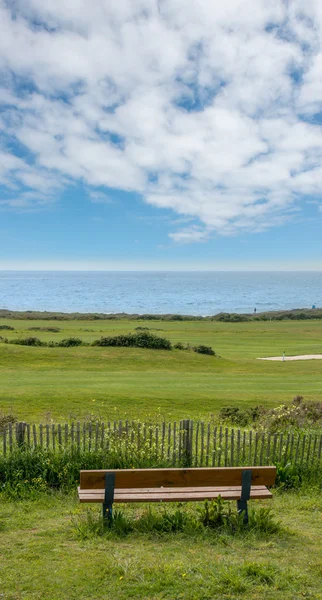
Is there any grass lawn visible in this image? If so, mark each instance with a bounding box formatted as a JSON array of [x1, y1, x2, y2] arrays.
[[0, 491, 322, 599], [1, 317, 322, 421]]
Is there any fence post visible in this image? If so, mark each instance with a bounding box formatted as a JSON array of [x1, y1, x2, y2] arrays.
[[181, 419, 193, 466], [16, 421, 26, 447]]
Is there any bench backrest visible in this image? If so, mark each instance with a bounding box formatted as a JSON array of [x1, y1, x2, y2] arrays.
[[80, 466, 276, 490]]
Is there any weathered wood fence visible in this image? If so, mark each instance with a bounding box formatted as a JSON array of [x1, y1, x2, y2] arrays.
[[1, 420, 322, 467]]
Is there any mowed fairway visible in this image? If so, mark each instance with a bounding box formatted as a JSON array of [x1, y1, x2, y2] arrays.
[[1, 317, 322, 421]]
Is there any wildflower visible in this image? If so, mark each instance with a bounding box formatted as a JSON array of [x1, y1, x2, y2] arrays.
[[119, 576, 123, 580]]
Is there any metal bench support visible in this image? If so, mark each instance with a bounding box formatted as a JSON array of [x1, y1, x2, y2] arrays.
[[103, 473, 115, 524], [237, 469, 252, 524]]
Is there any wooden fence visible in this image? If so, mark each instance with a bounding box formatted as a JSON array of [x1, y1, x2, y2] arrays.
[[1, 420, 322, 467]]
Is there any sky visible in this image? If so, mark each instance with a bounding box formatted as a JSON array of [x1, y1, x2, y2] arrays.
[[1, 0, 322, 271]]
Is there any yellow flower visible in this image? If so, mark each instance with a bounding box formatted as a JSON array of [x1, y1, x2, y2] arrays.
[[119, 576, 123, 580], [182, 573, 187, 577]]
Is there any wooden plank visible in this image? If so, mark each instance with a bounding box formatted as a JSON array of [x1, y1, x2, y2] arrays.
[[89, 422, 93, 452], [230, 429, 235, 466], [83, 422, 86, 451], [9, 422, 13, 452], [212, 426, 217, 467], [206, 423, 210, 467], [278, 433, 284, 463], [77, 422, 80, 451], [161, 422, 166, 458], [301, 435, 306, 465], [79, 487, 272, 503], [224, 428, 228, 467], [248, 430, 252, 464], [318, 435, 322, 460], [195, 421, 199, 467], [294, 434, 300, 463], [200, 422, 205, 466], [178, 420, 182, 462], [272, 433, 277, 461], [236, 429, 240, 466], [95, 423, 99, 452], [102, 422, 106, 450], [81, 485, 269, 495], [307, 434, 312, 466], [266, 433, 271, 465], [312, 434, 318, 464], [80, 466, 277, 490], [155, 424, 159, 459], [58, 424, 62, 446], [284, 433, 290, 463], [259, 433, 265, 466], [218, 426, 223, 466], [254, 431, 259, 465], [46, 424, 50, 448], [131, 421, 135, 449], [32, 423, 37, 447], [289, 433, 294, 463], [242, 431, 246, 463], [3, 425, 7, 455]]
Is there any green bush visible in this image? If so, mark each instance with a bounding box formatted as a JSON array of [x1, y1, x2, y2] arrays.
[[28, 327, 60, 332], [275, 463, 302, 490], [9, 336, 44, 346], [56, 337, 83, 347], [92, 332, 172, 350], [219, 396, 322, 431], [174, 342, 185, 350], [219, 405, 264, 427], [0, 325, 14, 330], [193, 345, 215, 356]]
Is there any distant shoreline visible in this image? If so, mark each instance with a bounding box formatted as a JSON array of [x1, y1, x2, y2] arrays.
[[1, 307, 321, 321]]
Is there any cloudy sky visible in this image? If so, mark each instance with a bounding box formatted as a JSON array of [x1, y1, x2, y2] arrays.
[[1, 0, 322, 270]]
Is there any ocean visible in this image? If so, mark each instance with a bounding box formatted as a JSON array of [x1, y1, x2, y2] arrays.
[[0, 271, 321, 316]]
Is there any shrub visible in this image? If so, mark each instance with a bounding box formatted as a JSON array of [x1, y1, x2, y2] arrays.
[[174, 342, 185, 350], [57, 337, 83, 347], [193, 345, 215, 356], [0, 325, 14, 330], [219, 396, 322, 431], [275, 463, 302, 490], [219, 405, 264, 427], [28, 327, 60, 332], [0, 413, 17, 431], [92, 332, 172, 350], [9, 336, 44, 346]]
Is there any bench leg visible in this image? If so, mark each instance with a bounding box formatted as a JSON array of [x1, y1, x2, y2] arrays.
[[103, 473, 115, 526], [237, 499, 248, 524], [237, 469, 252, 525]]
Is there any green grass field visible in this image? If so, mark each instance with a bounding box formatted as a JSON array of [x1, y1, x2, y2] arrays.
[[1, 492, 322, 600], [1, 317, 322, 422]]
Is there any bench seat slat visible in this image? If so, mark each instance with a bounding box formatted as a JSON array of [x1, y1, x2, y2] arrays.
[[80, 466, 276, 490], [78, 485, 272, 503]]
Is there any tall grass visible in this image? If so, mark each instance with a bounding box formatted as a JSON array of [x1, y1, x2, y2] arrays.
[[1, 445, 321, 499]]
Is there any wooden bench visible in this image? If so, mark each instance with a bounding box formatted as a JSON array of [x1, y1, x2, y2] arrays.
[[78, 466, 276, 524]]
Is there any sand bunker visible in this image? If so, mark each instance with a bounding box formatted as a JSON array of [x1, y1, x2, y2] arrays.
[[258, 354, 322, 361]]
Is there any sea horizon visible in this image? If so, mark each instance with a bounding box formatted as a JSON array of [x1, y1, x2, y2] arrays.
[[1, 270, 321, 316]]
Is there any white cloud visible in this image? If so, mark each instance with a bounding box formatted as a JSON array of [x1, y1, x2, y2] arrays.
[[1, 0, 322, 239]]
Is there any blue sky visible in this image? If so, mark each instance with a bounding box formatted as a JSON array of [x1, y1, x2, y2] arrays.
[[1, 0, 322, 271]]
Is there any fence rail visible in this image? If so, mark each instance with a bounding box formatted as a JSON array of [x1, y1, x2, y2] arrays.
[[1, 420, 322, 467]]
